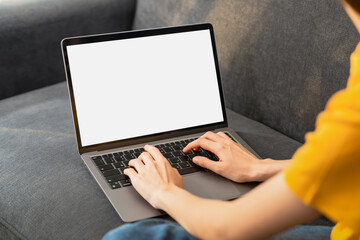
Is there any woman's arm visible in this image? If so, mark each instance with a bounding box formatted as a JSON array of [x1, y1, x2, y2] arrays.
[[157, 173, 318, 240], [125, 145, 318, 240]]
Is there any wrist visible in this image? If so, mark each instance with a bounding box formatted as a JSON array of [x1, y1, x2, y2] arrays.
[[251, 158, 290, 181], [153, 184, 181, 210]]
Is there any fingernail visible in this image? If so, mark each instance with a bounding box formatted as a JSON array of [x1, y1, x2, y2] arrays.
[[193, 157, 198, 162]]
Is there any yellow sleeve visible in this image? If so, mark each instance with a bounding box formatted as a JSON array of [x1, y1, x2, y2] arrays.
[[284, 83, 360, 236]]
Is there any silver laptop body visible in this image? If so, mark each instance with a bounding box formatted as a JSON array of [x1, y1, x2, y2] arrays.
[[61, 23, 260, 222]]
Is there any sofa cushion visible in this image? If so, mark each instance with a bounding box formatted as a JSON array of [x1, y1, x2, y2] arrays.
[[0, 0, 136, 101], [227, 109, 301, 160], [0, 82, 316, 240], [133, 0, 359, 143], [0, 83, 124, 240]]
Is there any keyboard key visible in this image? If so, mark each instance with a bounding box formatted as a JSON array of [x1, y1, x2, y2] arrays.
[[120, 179, 132, 187], [106, 174, 128, 183], [203, 151, 212, 157], [201, 150, 211, 157], [169, 157, 180, 164], [134, 148, 142, 153], [133, 152, 142, 157], [172, 145, 181, 151], [188, 160, 202, 169], [171, 163, 181, 170], [194, 151, 208, 158], [206, 151, 218, 161], [110, 181, 121, 189], [163, 147, 173, 152], [178, 167, 200, 175], [173, 151, 184, 156], [180, 144, 187, 149], [186, 154, 196, 160], [179, 162, 191, 168], [104, 157, 115, 164], [178, 156, 190, 162], [99, 164, 114, 171], [204, 150, 212, 155], [163, 153, 173, 159], [120, 166, 134, 173], [184, 149, 194, 154], [113, 162, 125, 168], [92, 158, 104, 166], [91, 156, 102, 160], [102, 169, 120, 177], [114, 155, 125, 162], [123, 154, 134, 160], [124, 150, 134, 155], [122, 160, 130, 167]]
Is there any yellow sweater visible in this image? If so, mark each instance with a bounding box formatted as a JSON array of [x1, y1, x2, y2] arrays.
[[284, 42, 360, 240]]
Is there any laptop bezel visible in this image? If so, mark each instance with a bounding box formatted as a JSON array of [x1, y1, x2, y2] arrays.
[[61, 23, 228, 154]]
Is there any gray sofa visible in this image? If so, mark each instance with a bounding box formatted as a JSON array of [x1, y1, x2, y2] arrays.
[[1, 0, 358, 239]]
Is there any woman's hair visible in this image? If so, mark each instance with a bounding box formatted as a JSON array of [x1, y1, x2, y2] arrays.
[[345, 0, 360, 13]]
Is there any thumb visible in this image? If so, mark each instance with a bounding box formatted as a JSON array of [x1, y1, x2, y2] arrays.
[[193, 156, 221, 173]]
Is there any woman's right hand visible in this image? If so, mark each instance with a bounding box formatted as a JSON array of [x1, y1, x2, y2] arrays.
[[183, 131, 283, 182]]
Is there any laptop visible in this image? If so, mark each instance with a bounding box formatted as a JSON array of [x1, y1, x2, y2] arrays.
[[61, 23, 261, 222]]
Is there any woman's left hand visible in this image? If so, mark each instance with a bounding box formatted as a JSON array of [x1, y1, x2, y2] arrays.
[[124, 145, 183, 209]]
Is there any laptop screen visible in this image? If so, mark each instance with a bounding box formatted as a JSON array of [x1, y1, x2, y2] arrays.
[[66, 28, 224, 147]]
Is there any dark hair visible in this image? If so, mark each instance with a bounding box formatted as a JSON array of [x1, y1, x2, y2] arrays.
[[345, 0, 360, 13]]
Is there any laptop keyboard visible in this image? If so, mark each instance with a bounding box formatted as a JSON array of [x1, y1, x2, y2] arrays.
[[91, 133, 236, 189]]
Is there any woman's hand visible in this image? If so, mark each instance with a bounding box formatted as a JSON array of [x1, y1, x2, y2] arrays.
[[124, 145, 183, 209], [183, 131, 277, 182]]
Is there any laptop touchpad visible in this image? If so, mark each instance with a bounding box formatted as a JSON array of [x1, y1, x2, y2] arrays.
[[183, 171, 242, 200]]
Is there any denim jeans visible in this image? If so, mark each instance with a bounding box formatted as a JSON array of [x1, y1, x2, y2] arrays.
[[103, 219, 332, 240]]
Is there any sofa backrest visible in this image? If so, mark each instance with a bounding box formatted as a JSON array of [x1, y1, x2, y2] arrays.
[[133, 0, 359, 142], [0, 0, 136, 101]]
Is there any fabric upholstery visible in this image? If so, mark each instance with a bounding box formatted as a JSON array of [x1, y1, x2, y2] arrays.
[[133, 0, 359, 142], [0, 83, 124, 240], [0, 0, 136, 101], [1, 0, 343, 238], [0, 82, 308, 239], [227, 109, 301, 160]]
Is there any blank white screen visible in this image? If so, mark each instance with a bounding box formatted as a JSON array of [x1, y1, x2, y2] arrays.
[[67, 30, 224, 147]]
